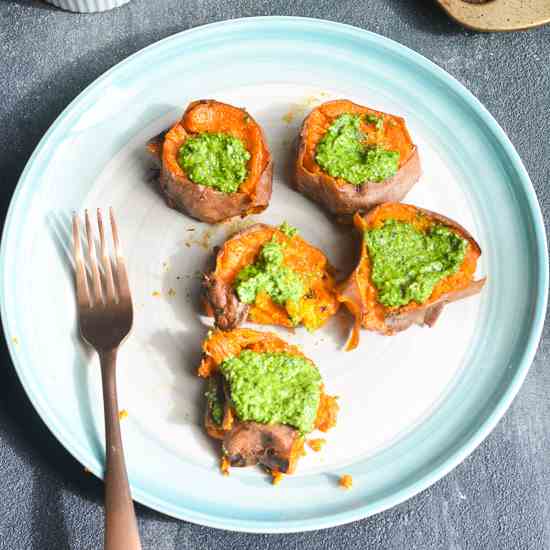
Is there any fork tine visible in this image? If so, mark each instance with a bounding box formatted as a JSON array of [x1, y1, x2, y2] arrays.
[[97, 209, 117, 304], [72, 214, 91, 309], [85, 209, 103, 306], [109, 208, 131, 302]]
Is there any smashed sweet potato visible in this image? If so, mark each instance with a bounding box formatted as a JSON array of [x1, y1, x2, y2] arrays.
[[199, 328, 339, 475], [294, 99, 421, 220], [338, 203, 486, 350], [202, 223, 340, 331], [147, 99, 272, 223]]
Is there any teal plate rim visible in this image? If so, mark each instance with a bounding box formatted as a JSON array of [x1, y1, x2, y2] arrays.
[[1, 16, 548, 533]]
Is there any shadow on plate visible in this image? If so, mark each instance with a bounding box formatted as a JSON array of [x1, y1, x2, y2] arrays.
[[148, 328, 205, 428]]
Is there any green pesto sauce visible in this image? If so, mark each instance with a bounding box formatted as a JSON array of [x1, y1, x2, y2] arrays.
[[279, 221, 298, 238], [177, 132, 251, 193], [364, 113, 384, 130], [365, 219, 468, 308], [315, 113, 400, 185], [205, 377, 223, 425], [234, 237, 304, 319], [219, 350, 321, 434]]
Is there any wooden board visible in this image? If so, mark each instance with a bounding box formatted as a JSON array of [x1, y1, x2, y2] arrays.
[[437, 0, 550, 32]]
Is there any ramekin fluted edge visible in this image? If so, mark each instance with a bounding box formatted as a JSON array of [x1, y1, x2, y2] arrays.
[[46, 0, 130, 13]]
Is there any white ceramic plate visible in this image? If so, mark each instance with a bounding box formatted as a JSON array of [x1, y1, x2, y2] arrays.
[[1, 17, 547, 532]]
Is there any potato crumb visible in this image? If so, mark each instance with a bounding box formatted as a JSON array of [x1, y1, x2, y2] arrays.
[[118, 409, 128, 421], [183, 229, 213, 250], [200, 230, 212, 250], [339, 474, 353, 490], [282, 104, 307, 125], [271, 470, 284, 485], [11, 336, 18, 346], [220, 456, 230, 476], [307, 438, 326, 452], [167, 288, 176, 297], [151, 291, 161, 297], [282, 112, 295, 124], [303, 95, 320, 107]]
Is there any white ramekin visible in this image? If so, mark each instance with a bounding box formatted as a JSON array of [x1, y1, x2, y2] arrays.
[[45, 0, 131, 12]]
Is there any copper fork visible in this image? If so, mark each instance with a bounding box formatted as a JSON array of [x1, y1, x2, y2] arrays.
[[72, 209, 141, 550]]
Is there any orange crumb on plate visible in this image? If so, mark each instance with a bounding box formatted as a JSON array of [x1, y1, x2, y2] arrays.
[[221, 456, 230, 476], [339, 474, 353, 490], [271, 470, 284, 485], [118, 409, 128, 420], [152, 291, 161, 297], [307, 438, 326, 452]]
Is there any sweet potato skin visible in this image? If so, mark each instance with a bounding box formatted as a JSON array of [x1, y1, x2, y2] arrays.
[[222, 422, 301, 473], [293, 100, 421, 220], [199, 329, 337, 474], [202, 223, 339, 331], [201, 224, 270, 331], [203, 380, 302, 472], [202, 272, 250, 331], [147, 100, 272, 224], [158, 159, 273, 224], [338, 204, 486, 349]]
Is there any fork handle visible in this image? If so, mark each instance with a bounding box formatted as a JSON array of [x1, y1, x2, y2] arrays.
[[100, 349, 142, 550]]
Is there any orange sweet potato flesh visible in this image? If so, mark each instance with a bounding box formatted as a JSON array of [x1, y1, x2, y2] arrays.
[[338, 203, 486, 350], [202, 224, 340, 331], [146, 99, 272, 223], [199, 329, 339, 474], [294, 99, 421, 220]]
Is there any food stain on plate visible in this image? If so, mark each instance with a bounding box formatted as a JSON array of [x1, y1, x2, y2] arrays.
[[183, 228, 215, 250], [282, 93, 331, 125], [223, 217, 257, 239]]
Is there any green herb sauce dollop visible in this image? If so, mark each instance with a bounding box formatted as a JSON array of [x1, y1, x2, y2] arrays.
[[178, 132, 251, 193], [234, 237, 304, 317], [219, 350, 321, 434], [365, 219, 468, 308], [315, 113, 399, 185], [279, 221, 298, 238]]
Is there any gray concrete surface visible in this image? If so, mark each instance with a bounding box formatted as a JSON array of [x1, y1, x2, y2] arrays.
[[1, 1, 549, 548]]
